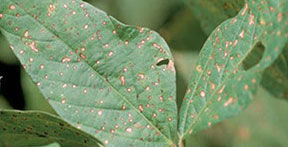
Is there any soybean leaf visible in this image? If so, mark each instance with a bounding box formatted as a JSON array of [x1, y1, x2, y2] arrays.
[[261, 45, 288, 100], [0, 110, 102, 147], [21, 68, 56, 114], [243, 42, 288, 100], [186, 88, 288, 147], [0, 0, 177, 146], [0, 95, 12, 109], [41, 142, 61, 147], [178, 0, 288, 140], [186, 0, 288, 100], [0, 32, 18, 64]]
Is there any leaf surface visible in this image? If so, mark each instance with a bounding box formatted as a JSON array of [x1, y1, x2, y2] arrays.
[[261, 45, 288, 100], [41, 143, 61, 147], [21, 68, 56, 113], [0, 0, 177, 146], [186, 0, 288, 100], [179, 0, 288, 139], [0, 110, 102, 147]]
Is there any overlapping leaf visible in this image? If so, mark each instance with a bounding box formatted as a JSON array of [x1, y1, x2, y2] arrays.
[[0, 110, 102, 147], [261, 45, 288, 99], [243, 43, 288, 100], [183, 0, 243, 34], [0, 0, 177, 146], [186, 0, 288, 100], [179, 0, 288, 139]]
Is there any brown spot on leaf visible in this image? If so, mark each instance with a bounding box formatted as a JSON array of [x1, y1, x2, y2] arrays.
[[61, 57, 71, 63], [29, 41, 38, 53], [9, 5, 16, 10], [239, 29, 245, 39], [167, 60, 175, 72], [278, 13, 283, 22], [241, 3, 248, 16], [120, 76, 125, 86], [224, 97, 233, 107], [249, 14, 255, 25]]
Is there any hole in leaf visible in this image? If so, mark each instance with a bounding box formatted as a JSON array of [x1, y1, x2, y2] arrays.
[[242, 42, 265, 70], [156, 59, 169, 66]]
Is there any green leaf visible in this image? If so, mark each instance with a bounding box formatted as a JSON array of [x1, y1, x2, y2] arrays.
[[183, 0, 243, 35], [185, 88, 288, 147], [185, 0, 288, 100], [21, 68, 56, 114], [261, 45, 288, 100], [0, 0, 177, 146], [41, 142, 61, 147], [0, 110, 102, 147], [243, 42, 288, 100], [178, 0, 288, 140], [0, 32, 18, 65], [0, 95, 12, 109]]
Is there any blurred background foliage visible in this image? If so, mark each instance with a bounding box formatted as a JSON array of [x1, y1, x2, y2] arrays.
[[0, 0, 287, 146]]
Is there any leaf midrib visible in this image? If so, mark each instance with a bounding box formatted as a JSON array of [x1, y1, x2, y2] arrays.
[[6, 0, 173, 145]]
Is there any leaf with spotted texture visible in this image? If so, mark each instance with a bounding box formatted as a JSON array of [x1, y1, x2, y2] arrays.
[[242, 42, 288, 100], [186, 0, 288, 101], [0, 0, 177, 146], [0, 110, 102, 147], [178, 0, 288, 140]]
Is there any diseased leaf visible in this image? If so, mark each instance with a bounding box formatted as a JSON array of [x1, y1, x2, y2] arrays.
[[0, 0, 177, 146], [21, 68, 56, 114], [0, 110, 102, 147], [243, 42, 288, 100], [186, 0, 288, 100], [186, 88, 288, 147], [179, 0, 288, 140]]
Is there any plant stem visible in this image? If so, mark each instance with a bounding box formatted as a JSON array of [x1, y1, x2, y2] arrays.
[[178, 139, 184, 147]]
